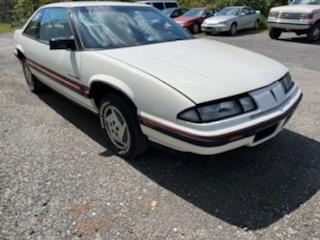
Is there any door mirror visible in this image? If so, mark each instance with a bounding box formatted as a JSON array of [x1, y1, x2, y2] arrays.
[[49, 37, 76, 50], [240, 12, 246, 16]]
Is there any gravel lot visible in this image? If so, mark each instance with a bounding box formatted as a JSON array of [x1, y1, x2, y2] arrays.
[[0, 31, 320, 240]]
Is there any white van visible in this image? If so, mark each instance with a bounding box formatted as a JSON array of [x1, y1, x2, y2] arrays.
[[137, 0, 179, 10]]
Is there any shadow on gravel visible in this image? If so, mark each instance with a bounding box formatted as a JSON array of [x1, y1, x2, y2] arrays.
[[203, 29, 264, 38], [39, 92, 320, 230], [277, 36, 320, 46]]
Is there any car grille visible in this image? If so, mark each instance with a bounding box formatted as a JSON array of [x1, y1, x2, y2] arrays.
[[278, 12, 303, 20]]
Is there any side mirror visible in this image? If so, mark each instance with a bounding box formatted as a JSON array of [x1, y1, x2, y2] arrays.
[[49, 37, 76, 50], [240, 12, 246, 16]]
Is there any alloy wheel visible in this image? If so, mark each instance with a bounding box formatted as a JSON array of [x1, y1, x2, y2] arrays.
[[103, 105, 131, 151]]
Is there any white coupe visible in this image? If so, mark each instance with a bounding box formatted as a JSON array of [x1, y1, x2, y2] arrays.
[[14, 2, 302, 158]]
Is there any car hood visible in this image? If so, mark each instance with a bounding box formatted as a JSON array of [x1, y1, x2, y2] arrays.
[[174, 16, 200, 23], [98, 39, 287, 104], [204, 15, 237, 24], [271, 4, 320, 13]]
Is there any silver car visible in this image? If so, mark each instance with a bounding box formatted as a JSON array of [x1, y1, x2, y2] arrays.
[[201, 6, 261, 35]]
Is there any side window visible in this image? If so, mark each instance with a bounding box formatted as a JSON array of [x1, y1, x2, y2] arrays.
[[39, 8, 72, 44], [241, 8, 250, 16], [152, 2, 164, 10], [249, 8, 256, 14], [206, 9, 214, 17], [165, 2, 178, 8], [24, 10, 43, 39]]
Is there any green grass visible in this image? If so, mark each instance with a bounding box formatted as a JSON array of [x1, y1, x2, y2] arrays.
[[0, 23, 20, 33]]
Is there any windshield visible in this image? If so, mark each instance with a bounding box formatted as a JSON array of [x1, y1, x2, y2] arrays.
[[217, 7, 240, 16], [162, 8, 175, 16], [183, 8, 204, 17], [73, 6, 192, 49], [291, 0, 320, 4]]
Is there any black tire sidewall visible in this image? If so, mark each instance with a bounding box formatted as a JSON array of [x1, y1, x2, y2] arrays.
[[230, 23, 237, 35], [192, 24, 200, 34], [307, 23, 320, 42], [22, 60, 35, 92], [269, 28, 281, 39]]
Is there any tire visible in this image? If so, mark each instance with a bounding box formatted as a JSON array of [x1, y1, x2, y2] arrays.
[[229, 23, 237, 36], [22, 60, 45, 93], [307, 22, 320, 42], [192, 23, 200, 34], [253, 20, 260, 30], [269, 28, 282, 39], [99, 93, 148, 158]]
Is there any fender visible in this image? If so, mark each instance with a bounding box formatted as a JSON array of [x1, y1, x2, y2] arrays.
[[89, 74, 135, 101]]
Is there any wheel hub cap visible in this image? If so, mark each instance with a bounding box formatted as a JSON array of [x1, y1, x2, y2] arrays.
[[104, 106, 130, 151]]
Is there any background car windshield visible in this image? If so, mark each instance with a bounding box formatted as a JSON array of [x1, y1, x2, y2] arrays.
[[73, 6, 191, 49], [291, 0, 320, 4], [183, 9, 204, 16], [217, 7, 240, 16]]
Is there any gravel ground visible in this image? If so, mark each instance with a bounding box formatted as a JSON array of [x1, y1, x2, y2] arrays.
[[0, 31, 320, 240]]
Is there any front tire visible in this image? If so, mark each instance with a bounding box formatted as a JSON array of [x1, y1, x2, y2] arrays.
[[269, 28, 282, 39], [99, 93, 148, 158], [253, 20, 260, 30], [22, 60, 45, 93], [192, 23, 200, 34], [229, 23, 237, 36], [307, 23, 320, 42]]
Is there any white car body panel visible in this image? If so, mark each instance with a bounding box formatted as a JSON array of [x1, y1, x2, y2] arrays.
[[14, 2, 302, 155], [101, 38, 288, 104]]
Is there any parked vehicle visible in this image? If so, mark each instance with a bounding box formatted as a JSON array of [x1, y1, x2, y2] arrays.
[[174, 7, 217, 33], [14, 2, 302, 158], [162, 7, 185, 18], [267, 0, 320, 41], [137, 0, 178, 10], [202, 6, 261, 35]]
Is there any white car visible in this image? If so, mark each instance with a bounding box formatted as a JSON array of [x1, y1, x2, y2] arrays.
[[202, 6, 261, 35], [137, 0, 179, 10], [267, 0, 320, 41], [14, 2, 302, 158]]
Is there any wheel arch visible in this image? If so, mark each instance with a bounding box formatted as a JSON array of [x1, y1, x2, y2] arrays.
[[314, 19, 320, 25], [88, 75, 136, 108], [15, 45, 26, 61]]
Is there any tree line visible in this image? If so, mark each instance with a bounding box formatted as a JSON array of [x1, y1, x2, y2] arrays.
[[0, 0, 288, 23]]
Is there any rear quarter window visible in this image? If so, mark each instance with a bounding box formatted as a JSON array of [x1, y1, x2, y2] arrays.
[[24, 10, 43, 39]]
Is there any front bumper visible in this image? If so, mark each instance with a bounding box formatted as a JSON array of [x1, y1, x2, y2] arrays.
[[201, 24, 230, 33], [140, 86, 302, 155], [267, 19, 312, 30]]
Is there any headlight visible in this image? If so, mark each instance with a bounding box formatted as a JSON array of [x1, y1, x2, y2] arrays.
[[300, 12, 314, 19], [280, 73, 294, 93], [178, 95, 256, 123], [268, 11, 279, 18]]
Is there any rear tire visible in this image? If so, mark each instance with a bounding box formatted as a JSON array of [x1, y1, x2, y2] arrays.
[[22, 60, 45, 93], [269, 28, 282, 39], [307, 22, 320, 42], [99, 93, 148, 159]]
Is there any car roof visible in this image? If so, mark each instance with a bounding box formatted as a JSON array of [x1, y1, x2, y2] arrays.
[[42, 1, 147, 8]]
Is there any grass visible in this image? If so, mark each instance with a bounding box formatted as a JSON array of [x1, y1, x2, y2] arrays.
[[0, 23, 20, 33]]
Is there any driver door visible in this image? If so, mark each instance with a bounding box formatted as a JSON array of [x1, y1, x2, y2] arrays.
[[27, 7, 86, 103]]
